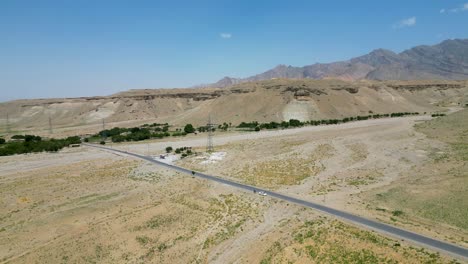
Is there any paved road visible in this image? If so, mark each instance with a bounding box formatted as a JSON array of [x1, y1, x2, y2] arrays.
[[85, 143, 468, 260]]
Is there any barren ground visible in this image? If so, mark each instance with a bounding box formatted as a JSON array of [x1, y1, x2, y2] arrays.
[[0, 113, 466, 263]]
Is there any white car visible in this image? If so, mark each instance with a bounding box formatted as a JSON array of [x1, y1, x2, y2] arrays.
[[258, 191, 267, 196]]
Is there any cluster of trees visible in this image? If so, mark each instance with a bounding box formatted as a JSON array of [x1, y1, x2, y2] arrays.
[[165, 146, 193, 158], [197, 126, 215, 133], [0, 135, 81, 156], [11, 134, 43, 141], [90, 123, 200, 143], [431, 113, 446, 117], [238, 112, 421, 132], [218, 122, 230, 131]]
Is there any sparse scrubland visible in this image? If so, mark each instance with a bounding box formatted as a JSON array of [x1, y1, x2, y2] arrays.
[[0, 145, 459, 263], [364, 109, 468, 233], [1, 109, 467, 263]]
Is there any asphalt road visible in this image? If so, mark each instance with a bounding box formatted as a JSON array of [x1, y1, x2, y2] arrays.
[[85, 143, 468, 260]]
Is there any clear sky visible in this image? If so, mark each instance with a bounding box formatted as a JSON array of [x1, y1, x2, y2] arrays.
[[1, 0, 468, 102]]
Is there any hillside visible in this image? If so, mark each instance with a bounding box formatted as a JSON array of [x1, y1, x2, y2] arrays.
[[211, 39, 468, 87], [1, 79, 466, 137]]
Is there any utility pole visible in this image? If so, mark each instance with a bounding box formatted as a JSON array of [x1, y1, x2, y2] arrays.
[[206, 115, 217, 153], [48, 115, 53, 134], [101, 118, 106, 141], [6, 113, 11, 134]]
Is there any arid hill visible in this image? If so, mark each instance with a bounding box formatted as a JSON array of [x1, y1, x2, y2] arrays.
[[0, 79, 467, 136]]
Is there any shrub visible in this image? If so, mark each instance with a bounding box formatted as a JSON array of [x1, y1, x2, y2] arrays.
[[289, 119, 302, 127], [238, 121, 259, 128], [184, 124, 195, 133], [100, 141, 106, 145], [65, 136, 81, 144], [0, 138, 5, 144], [392, 210, 404, 217], [166, 146, 173, 153], [111, 135, 125, 143]]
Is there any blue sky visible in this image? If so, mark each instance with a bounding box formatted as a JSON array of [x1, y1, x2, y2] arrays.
[[1, 0, 468, 102]]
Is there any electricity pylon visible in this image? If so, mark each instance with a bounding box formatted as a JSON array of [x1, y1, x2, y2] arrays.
[[206, 115, 217, 153]]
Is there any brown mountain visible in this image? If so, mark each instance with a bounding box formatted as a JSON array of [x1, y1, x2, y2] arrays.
[[211, 39, 468, 87]]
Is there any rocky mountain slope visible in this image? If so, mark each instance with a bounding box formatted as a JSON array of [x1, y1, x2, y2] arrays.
[[211, 39, 468, 87], [1, 79, 466, 137]]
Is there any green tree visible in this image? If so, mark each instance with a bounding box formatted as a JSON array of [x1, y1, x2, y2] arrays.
[[0, 138, 5, 144], [166, 146, 173, 153], [184, 124, 195, 133]]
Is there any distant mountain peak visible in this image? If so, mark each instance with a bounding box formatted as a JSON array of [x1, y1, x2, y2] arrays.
[[206, 38, 468, 88]]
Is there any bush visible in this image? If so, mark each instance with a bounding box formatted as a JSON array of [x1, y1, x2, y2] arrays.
[[0, 138, 5, 144], [289, 119, 303, 127], [11, 135, 25, 140], [25, 135, 42, 142], [392, 210, 404, 217], [100, 141, 106, 145], [111, 135, 125, 143], [65, 136, 81, 144], [166, 146, 173, 153], [255, 126, 260, 132], [184, 124, 195, 133]]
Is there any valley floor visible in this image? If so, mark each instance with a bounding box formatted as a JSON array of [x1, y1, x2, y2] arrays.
[[0, 113, 466, 263]]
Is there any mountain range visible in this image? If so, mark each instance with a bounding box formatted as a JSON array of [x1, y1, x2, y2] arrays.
[[210, 39, 468, 88]]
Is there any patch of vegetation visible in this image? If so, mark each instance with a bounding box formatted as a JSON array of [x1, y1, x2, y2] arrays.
[[260, 241, 283, 264], [173, 146, 194, 158], [392, 210, 404, 217], [0, 135, 81, 156], [236, 112, 420, 131], [136, 235, 151, 245], [264, 218, 447, 263], [86, 122, 197, 143], [183, 124, 195, 133], [369, 110, 468, 230], [144, 215, 179, 229], [202, 194, 258, 250]]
